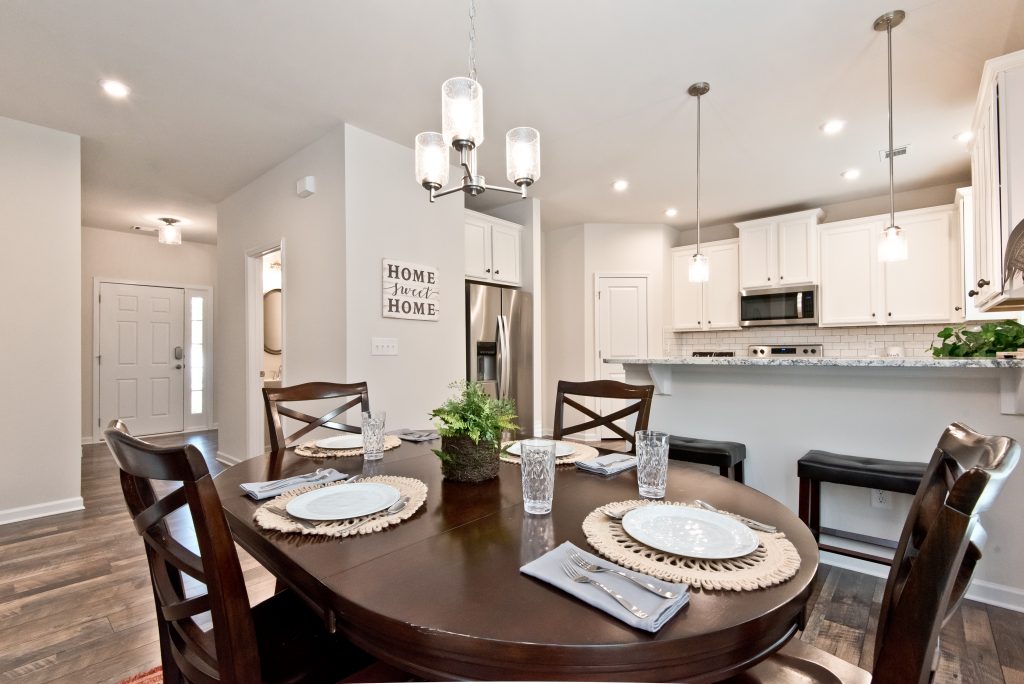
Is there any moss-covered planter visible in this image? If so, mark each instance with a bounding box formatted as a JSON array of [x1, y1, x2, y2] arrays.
[[439, 436, 500, 483]]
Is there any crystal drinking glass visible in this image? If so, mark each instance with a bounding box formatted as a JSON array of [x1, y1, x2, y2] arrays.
[[635, 430, 669, 499], [520, 438, 556, 514], [361, 410, 386, 461]]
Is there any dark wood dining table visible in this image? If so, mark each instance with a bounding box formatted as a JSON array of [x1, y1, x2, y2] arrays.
[[214, 440, 819, 682]]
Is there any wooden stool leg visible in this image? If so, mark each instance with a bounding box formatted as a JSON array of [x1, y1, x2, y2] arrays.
[[734, 461, 745, 484], [799, 476, 822, 542], [719, 464, 730, 479]]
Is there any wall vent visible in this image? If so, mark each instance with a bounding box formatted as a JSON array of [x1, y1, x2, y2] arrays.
[[879, 145, 911, 161]]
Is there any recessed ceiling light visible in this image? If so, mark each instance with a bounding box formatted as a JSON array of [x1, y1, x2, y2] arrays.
[[664, 207, 678, 218], [954, 130, 974, 144], [99, 79, 131, 99], [821, 119, 846, 135], [611, 179, 629, 192], [841, 168, 861, 180]]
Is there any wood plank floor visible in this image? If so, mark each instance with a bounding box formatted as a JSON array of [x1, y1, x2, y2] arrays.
[[0, 432, 1021, 683]]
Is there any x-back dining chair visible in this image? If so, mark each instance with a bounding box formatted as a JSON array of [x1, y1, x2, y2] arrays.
[[729, 421, 1020, 684], [552, 380, 654, 452], [263, 381, 370, 452], [103, 422, 390, 684]]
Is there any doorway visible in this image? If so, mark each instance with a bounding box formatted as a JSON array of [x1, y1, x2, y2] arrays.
[[246, 242, 285, 458], [594, 274, 649, 438]]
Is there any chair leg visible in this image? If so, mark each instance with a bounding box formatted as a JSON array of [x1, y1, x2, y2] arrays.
[[734, 461, 745, 484], [719, 464, 730, 479]]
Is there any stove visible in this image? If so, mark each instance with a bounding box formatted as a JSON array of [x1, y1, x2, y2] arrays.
[[748, 344, 823, 358], [692, 351, 736, 358]]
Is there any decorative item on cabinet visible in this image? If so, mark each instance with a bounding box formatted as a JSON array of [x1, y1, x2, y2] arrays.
[[736, 208, 824, 290], [464, 209, 522, 286], [671, 238, 739, 331]]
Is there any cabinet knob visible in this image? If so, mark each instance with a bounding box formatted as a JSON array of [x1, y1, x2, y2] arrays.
[[968, 289, 979, 297], [707, 321, 711, 325], [494, 270, 500, 275], [767, 277, 772, 281], [954, 306, 963, 311], [978, 279, 990, 288], [872, 313, 876, 317], [485, 268, 491, 273], [888, 312, 892, 317], [779, 276, 784, 280]]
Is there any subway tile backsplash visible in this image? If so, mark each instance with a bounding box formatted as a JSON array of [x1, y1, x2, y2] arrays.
[[663, 324, 954, 359]]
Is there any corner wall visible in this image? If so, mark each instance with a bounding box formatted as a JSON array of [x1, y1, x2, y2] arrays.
[[0, 116, 82, 523]]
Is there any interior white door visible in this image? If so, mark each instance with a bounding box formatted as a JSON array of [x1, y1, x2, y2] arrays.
[[596, 276, 648, 438], [99, 283, 185, 435]]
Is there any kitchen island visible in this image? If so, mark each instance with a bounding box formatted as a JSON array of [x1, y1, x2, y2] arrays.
[[609, 355, 1024, 610]]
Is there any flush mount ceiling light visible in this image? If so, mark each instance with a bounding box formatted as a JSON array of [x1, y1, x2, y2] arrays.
[[414, 0, 540, 203], [665, 207, 678, 218], [875, 10, 909, 263], [841, 168, 861, 180], [687, 82, 711, 284], [955, 130, 975, 144], [821, 119, 846, 135], [99, 79, 130, 99], [612, 179, 630, 192], [156, 217, 182, 246]]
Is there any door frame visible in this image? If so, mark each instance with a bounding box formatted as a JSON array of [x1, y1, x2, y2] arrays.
[[245, 240, 286, 460], [91, 278, 215, 443]]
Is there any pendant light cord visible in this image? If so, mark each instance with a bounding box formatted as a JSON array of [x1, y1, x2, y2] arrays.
[[468, 0, 478, 82], [696, 91, 702, 253], [886, 20, 895, 229]]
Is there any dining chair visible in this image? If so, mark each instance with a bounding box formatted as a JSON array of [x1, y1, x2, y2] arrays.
[[103, 422, 400, 684], [552, 380, 654, 452], [728, 421, 1020, 684], [263, 381, 370, 452]]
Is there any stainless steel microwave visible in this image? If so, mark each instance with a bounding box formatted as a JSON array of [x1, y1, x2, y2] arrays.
[[739, 285, 818, 327]]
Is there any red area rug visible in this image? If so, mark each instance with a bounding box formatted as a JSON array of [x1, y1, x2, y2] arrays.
[[117, 666, 162, 684]]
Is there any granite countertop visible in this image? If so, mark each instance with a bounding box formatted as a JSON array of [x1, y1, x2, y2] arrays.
[[604, 356, 1024, 368]]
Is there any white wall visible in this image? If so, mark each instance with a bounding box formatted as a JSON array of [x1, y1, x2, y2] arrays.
[[216, 127, 347, 462], [0, 116, 82, 523], [81, 226, 217, 439], [542, 226, 585, 433], [342, 124, 465, 430]]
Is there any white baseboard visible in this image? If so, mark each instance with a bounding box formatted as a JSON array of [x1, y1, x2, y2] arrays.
[[822, 551, 1024, 613], [0, 497, 85, 525], [216, 451, 242, 466], [82, 436, 101, 446]]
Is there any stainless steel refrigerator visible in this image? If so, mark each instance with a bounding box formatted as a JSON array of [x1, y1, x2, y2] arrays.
[[466, 282, 533, 438]]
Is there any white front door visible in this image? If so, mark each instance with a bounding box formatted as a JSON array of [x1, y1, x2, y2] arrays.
[[596, 276, 649, 438], [99, 283, 185, 435]]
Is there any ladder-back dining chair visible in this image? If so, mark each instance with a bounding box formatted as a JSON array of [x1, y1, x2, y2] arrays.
[[552, 380, 654, 452], [103, 422, 399, 683], [728, 421, 1020, 684], [263, 381, 370, 452]]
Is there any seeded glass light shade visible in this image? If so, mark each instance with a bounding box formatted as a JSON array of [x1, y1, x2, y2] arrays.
[[415, 132, 450, 188], [442, 77, 484, 147], [688, 252, 710, 283], [157, 224, 182, 245], [878, 225, 908, 262], [505, 127, 541, 185]]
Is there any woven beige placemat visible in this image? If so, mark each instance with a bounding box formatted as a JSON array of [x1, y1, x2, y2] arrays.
[[582, 500, 801, 591], [294, 434, 401, 458], [499, 440, 600, 466], [254, 475, 427, 537]]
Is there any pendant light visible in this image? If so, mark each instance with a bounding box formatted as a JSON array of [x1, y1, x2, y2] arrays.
[[875, 10, 908, 263], [688, 82, 711, 283], [157, 217, 182, 246]]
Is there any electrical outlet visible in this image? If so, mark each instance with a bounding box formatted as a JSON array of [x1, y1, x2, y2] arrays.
[[870, 488, 892, 509], [371, 337, 398, 356]]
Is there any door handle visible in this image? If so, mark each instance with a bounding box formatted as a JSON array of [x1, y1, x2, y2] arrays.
[[175, 364, 183, 370]]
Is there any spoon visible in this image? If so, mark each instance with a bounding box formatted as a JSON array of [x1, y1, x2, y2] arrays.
[[345, 496, 410, 534]]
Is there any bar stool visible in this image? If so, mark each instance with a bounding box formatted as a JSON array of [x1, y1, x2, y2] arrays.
[[667, 435, 746, 483]]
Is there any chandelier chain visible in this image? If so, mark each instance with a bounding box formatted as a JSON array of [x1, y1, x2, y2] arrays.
[[468, 0, 478, 82]]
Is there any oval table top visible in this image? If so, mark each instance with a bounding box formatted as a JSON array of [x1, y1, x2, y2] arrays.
[[214, 441, 818, 682]]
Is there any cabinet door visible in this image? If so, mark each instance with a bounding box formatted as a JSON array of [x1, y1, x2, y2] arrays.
[[465, 217, 492, 280], [704, 242, 740, 330], [778, 217, 817, 285], [883, 211, 955, 324], [489, 222, 521, 285], [738, 223, 776, 289], [819, 221, 881, 326], [671, 250, 703, 331]]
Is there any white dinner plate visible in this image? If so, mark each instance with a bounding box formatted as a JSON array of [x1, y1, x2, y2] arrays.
[[621, 506, 759, 559], [507, 441, 577, 458], [285, 483, 400, 521], [315, 434, 363, 449]]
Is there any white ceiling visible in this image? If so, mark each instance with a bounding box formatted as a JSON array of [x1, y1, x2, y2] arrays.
[[1, 1, 1022, 243]]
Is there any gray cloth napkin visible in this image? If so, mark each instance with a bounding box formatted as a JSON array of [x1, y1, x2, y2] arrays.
[[520, 541, 689, 632], [576, 453, 637, 475], [239, 468, 348, 500]]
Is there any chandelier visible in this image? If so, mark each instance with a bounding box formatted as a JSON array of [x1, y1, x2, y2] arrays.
[[414, 0, 540, 203], [157, 217, 181, 246], [875, 10, 908, 262]]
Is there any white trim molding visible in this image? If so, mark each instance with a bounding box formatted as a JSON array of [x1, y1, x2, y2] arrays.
[[216, 451, 243, 467], [0, 497, 85, 525]]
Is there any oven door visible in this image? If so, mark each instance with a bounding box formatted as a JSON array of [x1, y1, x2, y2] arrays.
[[739, 286, 817, 326]]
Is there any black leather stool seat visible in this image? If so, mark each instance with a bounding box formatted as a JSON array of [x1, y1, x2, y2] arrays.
[[798, 450, 927, 495], [668, 435, 746, 482]]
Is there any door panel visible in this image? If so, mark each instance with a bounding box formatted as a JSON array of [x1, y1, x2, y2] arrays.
[[671, 250, 703, 330], [739, 223, 775, 288], [597, 277, 648, 439], [464, 218, 491, 279], [490, 223, 521, 285], [704, 242, 740, 330], [99, 283, 185, 435], [884, 211, 954, 323], [819, 222, 880, 326], [778, 218, 815, 284]]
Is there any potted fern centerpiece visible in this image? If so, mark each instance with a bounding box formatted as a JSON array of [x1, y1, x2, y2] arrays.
[[430, 381, 518, 483]]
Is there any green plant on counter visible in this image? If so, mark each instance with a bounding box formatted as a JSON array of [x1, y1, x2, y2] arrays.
[[930, 320, 1024, 357], [429, 381, 518, 461]]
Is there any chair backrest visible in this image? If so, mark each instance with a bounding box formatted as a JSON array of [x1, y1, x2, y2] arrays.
[[872, 422, 1019, 684], [552, 380, 654, 451], [104, 424, 260, 684], [263, 381, 370, 452]]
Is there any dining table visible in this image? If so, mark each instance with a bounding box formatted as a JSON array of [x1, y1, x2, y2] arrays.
[[214, 439, 819, 682]]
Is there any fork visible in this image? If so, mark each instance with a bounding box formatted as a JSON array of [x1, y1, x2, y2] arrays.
[[257, 469, 327, 492], [568, 550, 676, 598], [560, 561, 649, 618]]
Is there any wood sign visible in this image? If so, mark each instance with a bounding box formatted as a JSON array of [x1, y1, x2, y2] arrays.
[[382, 259, 440, 321]]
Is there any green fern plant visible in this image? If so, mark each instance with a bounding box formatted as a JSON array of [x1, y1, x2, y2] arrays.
[[930, 320, 1024, 357], [429, 381, 518, 462]]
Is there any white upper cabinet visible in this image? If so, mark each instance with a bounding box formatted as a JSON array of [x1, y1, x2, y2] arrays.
[[464, 210, 522, 286], [819, 220, 881, 326], [737, 208, 824, 289], [671, 239, 739, 331], [958, 187, 1004, 321], [882, 211, 956, 324]]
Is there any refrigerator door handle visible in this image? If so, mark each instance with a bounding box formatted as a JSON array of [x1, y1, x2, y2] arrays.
[[495, 315, 504, 398], [500, 314, 511, 399]]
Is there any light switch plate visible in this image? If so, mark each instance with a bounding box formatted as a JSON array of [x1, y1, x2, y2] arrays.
[[371, 337, 398, 356]]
